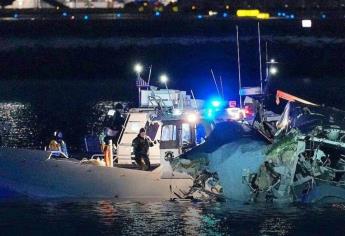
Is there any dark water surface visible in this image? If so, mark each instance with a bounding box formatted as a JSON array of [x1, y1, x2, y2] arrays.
[[0, 79, 134, 150], [1, 198, 345, 236], [1, 19, 345, 235]]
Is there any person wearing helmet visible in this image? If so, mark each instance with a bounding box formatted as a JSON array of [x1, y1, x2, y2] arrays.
[[132, 128, 155, 171], [48, 131, 68, 157]]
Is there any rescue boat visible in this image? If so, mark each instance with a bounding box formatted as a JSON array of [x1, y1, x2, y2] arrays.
[[0, 87, 222, 200]]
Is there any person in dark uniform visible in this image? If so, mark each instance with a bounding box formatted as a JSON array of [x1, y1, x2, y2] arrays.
[[132, 128, 155, 171], [113, 103, 125, 131], [103, 103, 126, 146]]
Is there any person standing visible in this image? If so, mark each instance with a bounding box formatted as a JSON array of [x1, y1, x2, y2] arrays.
[[132, 128, 155, 171]]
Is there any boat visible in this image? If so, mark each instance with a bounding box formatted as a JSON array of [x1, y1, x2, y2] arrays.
[[0, 87, 223, 200]]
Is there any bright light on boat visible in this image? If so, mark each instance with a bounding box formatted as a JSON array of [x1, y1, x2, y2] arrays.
[[173, 109, 182, 116], [302, 19, 312, 28], [269, 66, 278, 75], [211, 100, 221, 108], [206, 109, 214, 119], [270, 59, 276, 63], [160, 74, 169, 84], [226, 108, 244, 120], [134, 63, 143, 74], [186, 113, 198, 123], [107, 109, 115, 116]]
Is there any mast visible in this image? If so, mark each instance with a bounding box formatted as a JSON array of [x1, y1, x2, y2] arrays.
[[265, 41, 268, 82], [258, 22, 263, 94], [236, 25, 242, 109], [210, 69, 220, 97], [219, 76, 224, 99], [147, 65, 152, 90], [190, 89, 198, 109]]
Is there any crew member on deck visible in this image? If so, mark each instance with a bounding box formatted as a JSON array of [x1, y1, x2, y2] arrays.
[[102, 127, 114, 167], [132, 128, 155, 171], [48, 131, 68, 157], [103, 103, 125, 146]]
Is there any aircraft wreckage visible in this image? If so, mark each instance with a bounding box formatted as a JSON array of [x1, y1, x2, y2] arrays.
[[173, 90, 345, 203]]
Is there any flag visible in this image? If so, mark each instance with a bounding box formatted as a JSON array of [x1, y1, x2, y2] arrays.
[[136, 77, 149, 88]]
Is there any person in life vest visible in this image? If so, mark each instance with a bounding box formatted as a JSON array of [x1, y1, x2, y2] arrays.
[[48, 131, 68, 157], [102, 127, 114, 167], [132, 128, 155, 171]]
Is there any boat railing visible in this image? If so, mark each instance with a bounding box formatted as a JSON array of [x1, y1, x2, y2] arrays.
[[90, 154, 104, 159], [148, 95, 166, 108], [90, 153, 119, 163], [47, 151, 69, 160], [117, 112, 131, 147], [148, 95, 173, 111], [148, 95, 176, 119]]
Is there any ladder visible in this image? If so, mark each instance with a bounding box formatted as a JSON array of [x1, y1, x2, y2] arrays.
[[116, 111, 161, 165]]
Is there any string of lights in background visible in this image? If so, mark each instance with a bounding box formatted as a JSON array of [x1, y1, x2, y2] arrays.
[[3, 0, 343, 23]]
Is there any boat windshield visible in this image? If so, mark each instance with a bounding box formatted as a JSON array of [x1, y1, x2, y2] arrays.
[[181, 123, 192, 146], [161, 124, 177, 141]]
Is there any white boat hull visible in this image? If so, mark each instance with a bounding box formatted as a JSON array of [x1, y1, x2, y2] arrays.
[[0, 148, 193, 199]]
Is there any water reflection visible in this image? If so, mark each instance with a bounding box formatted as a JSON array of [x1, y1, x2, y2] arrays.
[[1, 199, 345, 235], [259, 217, 294, 236], [90, 201, 207, 235], [0, 100, 129, 151], [181, 204, 203, 234], [94, 200, 118, 227], [0, 102, 38, 148], [86, 101, 120, 135]]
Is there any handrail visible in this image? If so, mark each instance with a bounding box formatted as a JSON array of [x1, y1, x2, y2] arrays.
[[90, 154, 118, 162], [148, 95, 165, 108], [90, 154, 104, 159], [47, 151, 69, 160], [117, 113, 130, 147]]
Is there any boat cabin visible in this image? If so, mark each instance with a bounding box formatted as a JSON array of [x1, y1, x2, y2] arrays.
[[86, 88, 211, 174], [115, 108, 201, 175]]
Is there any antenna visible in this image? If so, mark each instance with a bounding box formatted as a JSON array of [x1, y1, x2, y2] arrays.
[[265, 41, 268, 82], [190, 89, 198, 109], [210, 69, 221, 97], [236, 25, 243, 109], [258, 22, 263, 94], [219, 76, 224, 99], [147, 65, 152, 90]]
